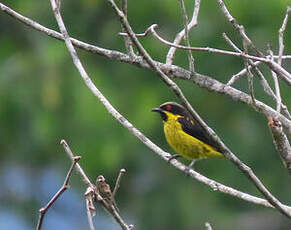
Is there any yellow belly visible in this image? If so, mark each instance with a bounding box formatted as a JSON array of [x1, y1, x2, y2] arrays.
[[163, 116, 223, 160]]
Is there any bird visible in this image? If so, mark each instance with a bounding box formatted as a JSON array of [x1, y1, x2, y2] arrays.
[[96, 175, 119, 212], [152, 102, 224, 172]]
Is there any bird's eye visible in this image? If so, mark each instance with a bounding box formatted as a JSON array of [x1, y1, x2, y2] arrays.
[[166, 105, 171, 111]]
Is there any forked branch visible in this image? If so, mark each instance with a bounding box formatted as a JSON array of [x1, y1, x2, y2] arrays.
[[36, 156, 81, 230]]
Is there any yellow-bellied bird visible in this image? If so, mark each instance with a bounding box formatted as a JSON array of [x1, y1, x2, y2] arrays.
[[152, 102, 224, 172]]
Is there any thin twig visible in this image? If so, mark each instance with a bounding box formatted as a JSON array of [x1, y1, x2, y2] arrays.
[[269, 48, 282, 113], [223, 33, 291, 119], [85, 187, 97, 230], [121, 0, 134, 57], [242, 39, 256, 107], [179, 0, 195, 72], [216, 0, 291, 86], [278, 7, 291, 66], [246, 65, 256, 106], [277, 7, 291, 118], [36, 156, 81, 230], [216, 0, 261, 55], [120, 24, 269, 63], [166, 0, 201, 65], [107, 0, 291, 218], [60, 140, 93, 187], [113, 168, 126, 197], [256, 68, 291, 119], [227, 60, 262, 85]]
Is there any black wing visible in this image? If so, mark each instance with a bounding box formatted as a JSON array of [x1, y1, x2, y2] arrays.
[[177, 115, 221, 152]]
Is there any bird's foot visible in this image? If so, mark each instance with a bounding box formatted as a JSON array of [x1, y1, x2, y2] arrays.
[[167, 154, 181, 163], [184, 160, 196, 176]]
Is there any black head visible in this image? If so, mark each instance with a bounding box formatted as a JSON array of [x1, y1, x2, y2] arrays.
[[152, 102, 188, 121]]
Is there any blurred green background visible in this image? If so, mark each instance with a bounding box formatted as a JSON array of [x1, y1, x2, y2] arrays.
[[1, 0, 291, 229]]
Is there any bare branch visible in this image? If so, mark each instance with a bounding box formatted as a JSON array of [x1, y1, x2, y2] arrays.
[[216, 0, 261, 55], [227, 60, 262, 85], [123, 24, 270, 62], [256, 69, 291, 120], [178, 0, 195, 72], [278, 7, 291, 66], [85, 187, 97, 230], [121, 0, 134, 57], [216, 0, 291, 86], [113, 168, 126, 197], [268, 117, 291, 175], [246, 66, 256, 106], [37, 156, 80, 230], [223, 33, 291, 119], [61, 140, 94, 187], [166, 0, 201, 65], [269, 48, 282, 113], [242, 39, 257, 107]]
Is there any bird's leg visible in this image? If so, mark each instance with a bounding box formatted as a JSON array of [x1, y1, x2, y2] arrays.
[[167, 154, 181, 163], [184, 160, 196, 176]]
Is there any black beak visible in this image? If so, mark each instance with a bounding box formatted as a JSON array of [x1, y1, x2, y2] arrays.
[[152, 107, 167, 121], [151, 107, 162, 113]]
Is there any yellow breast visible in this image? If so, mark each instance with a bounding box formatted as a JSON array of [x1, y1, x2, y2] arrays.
[[163, 112, 223, 160]]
